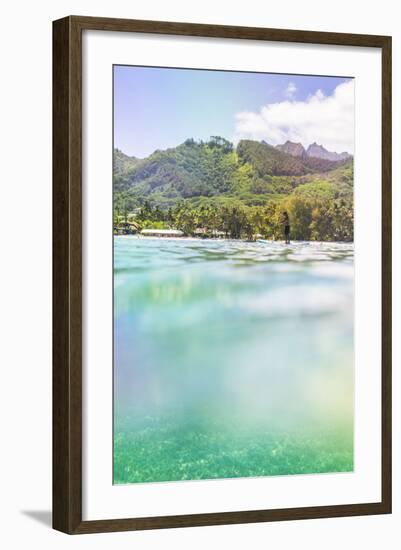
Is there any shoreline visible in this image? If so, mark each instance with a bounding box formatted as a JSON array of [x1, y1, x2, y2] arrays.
[[114, 235, 354, 245]]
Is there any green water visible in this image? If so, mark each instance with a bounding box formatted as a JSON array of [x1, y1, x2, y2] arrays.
[[114, 237, 354, 484]]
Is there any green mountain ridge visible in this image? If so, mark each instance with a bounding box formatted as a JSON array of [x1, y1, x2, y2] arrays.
[[114, 137, 353, 241], [114, 137, 352, 209]]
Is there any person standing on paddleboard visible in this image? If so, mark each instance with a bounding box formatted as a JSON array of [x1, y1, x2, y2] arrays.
[[282, 211, 290, 244]]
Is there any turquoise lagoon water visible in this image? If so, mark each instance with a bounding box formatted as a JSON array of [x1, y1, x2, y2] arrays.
[[113, 237, 354, 484]]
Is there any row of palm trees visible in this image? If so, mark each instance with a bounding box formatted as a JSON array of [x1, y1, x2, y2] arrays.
[[114, 196, 354, 242]]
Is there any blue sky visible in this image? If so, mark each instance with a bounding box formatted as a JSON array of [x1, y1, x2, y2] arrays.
[[114, 65, 354, 158]]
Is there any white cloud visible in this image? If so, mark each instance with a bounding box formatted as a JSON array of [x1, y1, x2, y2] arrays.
[[234, 80, 354, 154], [285, 82, 297, 98]]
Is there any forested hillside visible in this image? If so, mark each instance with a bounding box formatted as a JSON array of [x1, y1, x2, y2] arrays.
[[114, 137, 354, 241]]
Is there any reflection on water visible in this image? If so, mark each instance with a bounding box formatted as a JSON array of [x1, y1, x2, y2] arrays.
[[114, 237, 354, 483]]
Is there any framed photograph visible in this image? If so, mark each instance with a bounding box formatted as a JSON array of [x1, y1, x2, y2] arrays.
[[53, 16, 392, 534]]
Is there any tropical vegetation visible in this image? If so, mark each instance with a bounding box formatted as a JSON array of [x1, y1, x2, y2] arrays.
[[114, 137, 354, 241]]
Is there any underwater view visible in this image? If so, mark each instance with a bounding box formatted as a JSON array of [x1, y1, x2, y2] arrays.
[[113, 237, 354, 484]]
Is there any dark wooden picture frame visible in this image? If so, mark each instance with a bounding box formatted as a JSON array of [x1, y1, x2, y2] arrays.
[[53, 15, 392, 534]]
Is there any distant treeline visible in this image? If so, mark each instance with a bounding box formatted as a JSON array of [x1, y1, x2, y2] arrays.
[[114, 137, 354, 242], [115, 196, 353, 242]]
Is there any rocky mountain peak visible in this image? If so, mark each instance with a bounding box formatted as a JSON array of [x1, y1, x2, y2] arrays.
[[276, 140, 306, 158], [275, 140, 351, 162], [306, 142, 351, 162]]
